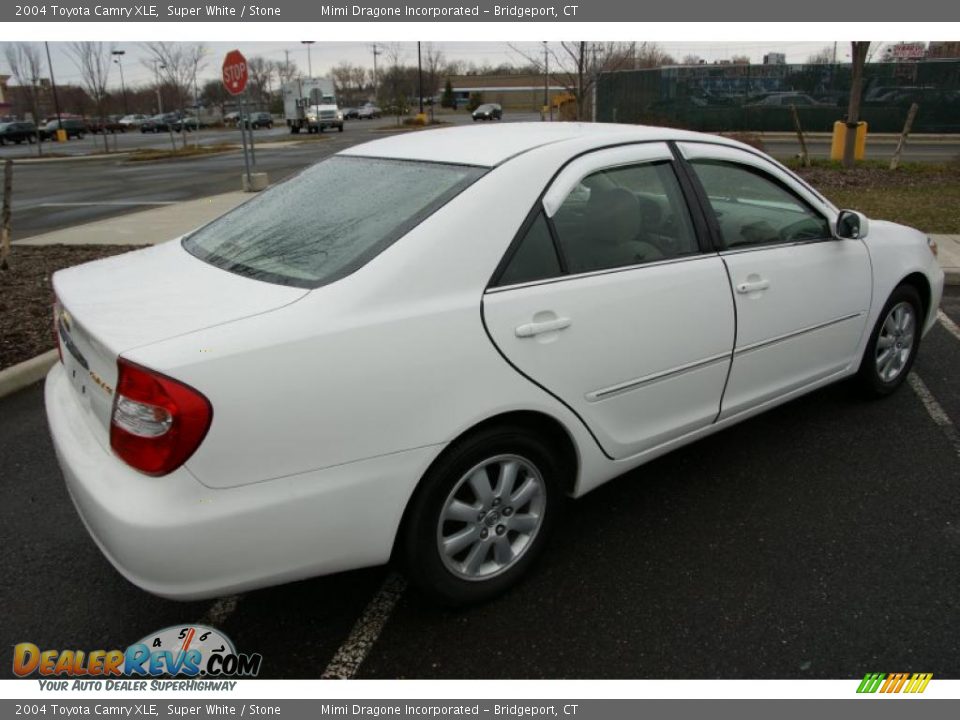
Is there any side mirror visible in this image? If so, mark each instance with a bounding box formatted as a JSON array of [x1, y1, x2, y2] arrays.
[[836, 210, 870, 240]]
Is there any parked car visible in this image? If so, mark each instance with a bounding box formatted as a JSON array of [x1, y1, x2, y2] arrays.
[[0, 121, 45, 145], [356, 104, 382, 119], [222, 112, 241, 125], [173, 116, 201, 132], [237, 112, 274, 129], [43, 118, 88, 139], [140, 114, 178, 133], [472, 103, 503, 121], [47, 123, 943, 605], [745, 92, 823, 108], [119, 114, 148, 128], [88, 117, 126, 134], [342, 107, 360, 120]]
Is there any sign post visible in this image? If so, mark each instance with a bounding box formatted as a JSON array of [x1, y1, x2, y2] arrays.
[[222, 49, 252, 186]]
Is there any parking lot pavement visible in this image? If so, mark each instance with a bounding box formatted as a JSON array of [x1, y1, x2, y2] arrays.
[[2, 289, 959, 680]]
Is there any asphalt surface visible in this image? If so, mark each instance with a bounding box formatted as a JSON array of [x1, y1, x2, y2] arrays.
[[6, 113, 959, 240], [2, 288, 959, 680], [6, 112, 543, 240]]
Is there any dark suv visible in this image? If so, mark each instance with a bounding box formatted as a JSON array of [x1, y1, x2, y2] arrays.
[[0, 121, 45, 145]]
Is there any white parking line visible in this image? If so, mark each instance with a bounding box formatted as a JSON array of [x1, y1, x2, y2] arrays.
[[197, 595, 241, 628], [321, 572, 407, 679], [938, 310, 960, 343], [908, 373, 960, 459]]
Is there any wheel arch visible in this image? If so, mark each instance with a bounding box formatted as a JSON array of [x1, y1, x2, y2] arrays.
[[898, 271, 932, 323], [390, 409, 580, 561]]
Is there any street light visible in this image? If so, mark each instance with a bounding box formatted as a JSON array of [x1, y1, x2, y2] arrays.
[[112, 49, 128, 115], [301, 41, 315, 78], [153, 59, 166, 114]]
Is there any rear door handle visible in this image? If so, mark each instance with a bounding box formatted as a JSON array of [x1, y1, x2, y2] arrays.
[[515, 317, 572, 338], [736, 278, 770, 294]]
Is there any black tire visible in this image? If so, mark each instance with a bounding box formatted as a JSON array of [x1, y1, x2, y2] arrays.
[[856, 283, 923, 398], [338, 124, 344, 132], [400, 424, 562, 606]]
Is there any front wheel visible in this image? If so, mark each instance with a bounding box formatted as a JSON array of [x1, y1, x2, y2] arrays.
[[400, 425, 561, 606], [857, 284, 923, 397]]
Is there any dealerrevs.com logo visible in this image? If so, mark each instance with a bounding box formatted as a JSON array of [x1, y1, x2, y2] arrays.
[[13, 625, 262, 688], [857, 673, 933, 694]]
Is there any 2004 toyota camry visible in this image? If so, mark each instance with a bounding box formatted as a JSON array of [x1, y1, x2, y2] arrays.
[[47, 123, 944, 604]]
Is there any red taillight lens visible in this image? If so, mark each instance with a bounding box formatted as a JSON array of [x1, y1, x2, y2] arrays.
[[110, 358, 213, 476]]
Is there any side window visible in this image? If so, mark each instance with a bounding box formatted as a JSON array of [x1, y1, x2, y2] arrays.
[[497, 212, 562, 287], [690, 160, 831, 249], [552, 161, 699, 275]]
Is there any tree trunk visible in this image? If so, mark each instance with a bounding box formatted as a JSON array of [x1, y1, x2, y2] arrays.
[[842, 42, 870, 170], [1, 160, 12, 271]]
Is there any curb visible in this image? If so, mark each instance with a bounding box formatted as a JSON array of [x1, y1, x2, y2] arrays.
[[11, 152, 132, 165], [0, 350, 57, 400]]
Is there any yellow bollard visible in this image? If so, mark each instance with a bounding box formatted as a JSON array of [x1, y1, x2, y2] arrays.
[[830, 121, 868, 161], [55, 129, 67, 143]]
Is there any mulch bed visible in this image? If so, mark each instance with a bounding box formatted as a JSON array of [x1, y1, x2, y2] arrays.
[[0, 244, 142, 371]]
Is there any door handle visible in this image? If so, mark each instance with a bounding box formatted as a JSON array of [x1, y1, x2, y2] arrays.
[[515, 317, 572, 338], [735, 278, 770, 294]]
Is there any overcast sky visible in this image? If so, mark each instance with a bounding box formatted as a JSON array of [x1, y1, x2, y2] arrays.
[[5, 40, 860, 89]]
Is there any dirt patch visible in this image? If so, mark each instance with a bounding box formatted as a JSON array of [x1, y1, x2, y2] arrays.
[[0, 244, 142, 370]]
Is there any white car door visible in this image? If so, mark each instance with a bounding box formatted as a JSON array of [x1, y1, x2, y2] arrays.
[[483, 143, 735, 460], [677, 142, 873, 419]]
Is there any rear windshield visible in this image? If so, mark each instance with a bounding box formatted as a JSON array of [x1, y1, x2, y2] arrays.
[[183, 156, 485, 288]]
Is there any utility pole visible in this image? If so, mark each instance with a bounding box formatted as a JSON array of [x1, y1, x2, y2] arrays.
[[44, 41, 62, 128], [417, 41, 424, 114], [112, 49, 128, 115], [301, 41, 315, 78], [371, 44, 380, 99]]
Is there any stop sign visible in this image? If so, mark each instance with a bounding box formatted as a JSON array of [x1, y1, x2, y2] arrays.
[[222, 49, 248, 96]]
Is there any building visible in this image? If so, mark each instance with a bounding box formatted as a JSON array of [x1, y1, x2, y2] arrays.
[[0, 75, 11, 119], [927, 41, 960, 59], [763, 53, 787, 65], [447, 74, 567, 111]]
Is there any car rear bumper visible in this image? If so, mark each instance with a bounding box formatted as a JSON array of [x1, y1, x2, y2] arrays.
[[45, 362, 438, 600]]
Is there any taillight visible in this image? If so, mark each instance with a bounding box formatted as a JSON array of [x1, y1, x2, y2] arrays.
[[110, 358, 213, 476]]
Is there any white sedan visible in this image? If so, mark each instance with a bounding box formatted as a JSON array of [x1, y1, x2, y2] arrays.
[[47, 123, 944, 604]]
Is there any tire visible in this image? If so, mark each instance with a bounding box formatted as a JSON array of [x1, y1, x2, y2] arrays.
[[400, 424, 561, 606], [856, 283, 923, 398], [77, 133, 84, 140], [338, 124, 343, 132], [290, 125, 300, 134]]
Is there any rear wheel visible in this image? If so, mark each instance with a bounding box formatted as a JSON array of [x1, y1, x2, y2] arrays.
[[857, 284, 923, 397], [400, 425, 561, 606]]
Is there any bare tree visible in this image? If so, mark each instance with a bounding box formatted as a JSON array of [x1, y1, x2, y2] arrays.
[[807, 46, 835, 64], [512, 41, 639, 120], [422, 44, 446, 101], [246, 56, 275, 111], [681, 54, 703, 66], [731, 54, 751, 65], [3, 43, 46, 156], [141, 42, 206, 149], [68, 41, 114, 152], [633, 42, 675, 69], [378, 44, 410, 126], [276, 55, 299, 85]]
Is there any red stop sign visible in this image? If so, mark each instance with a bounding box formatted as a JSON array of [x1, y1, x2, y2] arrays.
[[222, 49, 248, 96]]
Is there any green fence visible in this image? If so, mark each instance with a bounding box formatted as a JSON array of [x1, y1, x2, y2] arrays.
[[596, 61, 960, 133]]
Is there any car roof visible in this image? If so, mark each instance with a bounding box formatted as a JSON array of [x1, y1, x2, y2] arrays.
[[340, 122, 745, 168]]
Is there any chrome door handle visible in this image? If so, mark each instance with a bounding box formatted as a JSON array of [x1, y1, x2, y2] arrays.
[[515, 317, 572, 338], [736, 278, 770, 294]]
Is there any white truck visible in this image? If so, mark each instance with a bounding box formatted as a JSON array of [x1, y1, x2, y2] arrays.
[[282, 77, 344, 134]]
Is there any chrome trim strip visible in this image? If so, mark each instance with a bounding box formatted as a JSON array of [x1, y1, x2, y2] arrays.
[[735, 312, 864, 355], [485, 252, 718, 295], [586, 351, 732, 402]]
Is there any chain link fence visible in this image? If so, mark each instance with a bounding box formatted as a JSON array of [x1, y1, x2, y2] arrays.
[[597, 61, 960, 133]]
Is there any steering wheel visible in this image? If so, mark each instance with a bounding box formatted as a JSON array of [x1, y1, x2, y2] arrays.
[[779, 219, 826, 243]]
